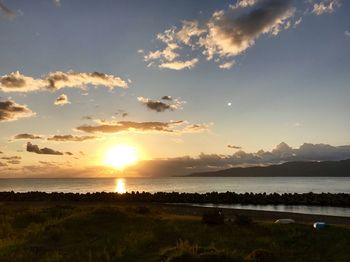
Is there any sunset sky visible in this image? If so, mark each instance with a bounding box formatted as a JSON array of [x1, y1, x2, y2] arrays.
[[1, 0, 350, 177]]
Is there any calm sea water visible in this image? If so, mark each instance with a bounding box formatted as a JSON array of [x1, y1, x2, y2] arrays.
[[0, 177, 349, 194], [1, 177, 349, 217]]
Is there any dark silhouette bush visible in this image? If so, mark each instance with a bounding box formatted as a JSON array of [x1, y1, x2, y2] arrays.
[[234, 214, 252, 226], [0, 191, 349, 207], [202, 209, 224, 225], [160, 240, 243, 262], [136, 206, 150, 214], [245, 249, 276, 262]]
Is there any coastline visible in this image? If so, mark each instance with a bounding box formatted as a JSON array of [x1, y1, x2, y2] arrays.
[[160, 203, 350, 226]]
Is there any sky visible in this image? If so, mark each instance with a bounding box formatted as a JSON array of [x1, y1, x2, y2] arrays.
[[0, 0, 350, 177]]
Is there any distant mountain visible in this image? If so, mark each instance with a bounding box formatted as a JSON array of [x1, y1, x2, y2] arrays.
[[186, 159, 350, 177]]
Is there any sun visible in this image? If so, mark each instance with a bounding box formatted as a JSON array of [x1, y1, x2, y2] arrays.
[[104, 145, 138, 169]]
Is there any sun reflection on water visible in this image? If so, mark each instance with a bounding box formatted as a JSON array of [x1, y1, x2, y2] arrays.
[[115, 178, 126, 193]]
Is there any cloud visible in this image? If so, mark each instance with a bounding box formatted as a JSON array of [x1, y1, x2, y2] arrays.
[[76, 120, 209, 134], [53, 0, 61, 7], [7, 159, 20, 165], [1, 156, 21, 161], [293, 17, 302, 27], [12, 134, 97, 142], [114, 110, 128, 118], [127, 142, 350, 176], [143, 0, 296, 69], [14, 133, 43, 140], [228, 145, 242, 149], [137, 96, 185, 112], [345, 30, 350, 38], [200, 0, 295, 58], [230, 0, 259, 10], [47, 135, 98, 142], [0, 71, 128, 93], [138, 97, 172, 112], [182, 123, 211, 133], [159, 58, 199, 70], [1, 156, 21, 165], [65, 152, 73, 155], [0, 1, 15, 18], [46, 71, 128, 90], [0, 99, 35, 122], [311, 0, 341, 15], [4, 142, 349, 177], [0, 162, 7, 167], [219, 61, 235, 69], [175, 20, 207, 45], [0, 72, 47, 92], [26, 142, 63, 155], [76, 121, 181, 134], [54, 94, 70, 106], [162, 96, 172, 100], [82, 115, 93, 120], [0, 164, 129, 178], [38, 161, 59, 167]]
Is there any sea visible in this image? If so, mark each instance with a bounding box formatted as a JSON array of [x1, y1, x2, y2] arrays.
[[1, 177, 349, 217]]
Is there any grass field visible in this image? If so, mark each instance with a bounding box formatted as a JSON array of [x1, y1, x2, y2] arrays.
[[0, 202, 349, 261]]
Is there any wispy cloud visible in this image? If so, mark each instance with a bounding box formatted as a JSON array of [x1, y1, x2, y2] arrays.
[[0, 71, 128, 93], [219, 61, 235, 70], [76, 121, 182, 134], [158, 58, 199, 70], [0, 99, 35, 122], [230, 0, 259, 10], [311, 0, 341, 15], [76, 120, 210, 134], [1, 156, 21, 161], [53, 0, 61, 8], [7, 159, 21, 165], [14, 134, 43, 140], [0, 1, 15, 18], [82, 116, 93, 120], [47, 135, 98, 142], [182, 123, 211, 133]]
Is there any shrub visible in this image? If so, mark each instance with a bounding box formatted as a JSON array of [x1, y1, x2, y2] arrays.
[[245, 249, 277, 262], [160, 240, 243, 262], [202, 209, 224, 225], [135, 206, 151, 214], [234, 214, 252, 226]]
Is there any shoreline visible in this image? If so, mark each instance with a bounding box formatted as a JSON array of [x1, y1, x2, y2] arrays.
[[160, 203, 350, 226]]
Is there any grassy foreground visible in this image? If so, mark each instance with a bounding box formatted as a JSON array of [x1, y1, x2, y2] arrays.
[[0, 202, 349, 262]]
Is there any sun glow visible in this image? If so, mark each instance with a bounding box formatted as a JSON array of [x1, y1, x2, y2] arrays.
[[104, 145, 138, 169], [115, 178, 126, 193]]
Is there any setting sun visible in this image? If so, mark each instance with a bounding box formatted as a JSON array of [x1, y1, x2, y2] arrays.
[[104, 145, 138, 169]]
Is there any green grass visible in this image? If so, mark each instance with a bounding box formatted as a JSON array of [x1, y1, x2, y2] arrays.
[[0, 202, 349, 261]]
